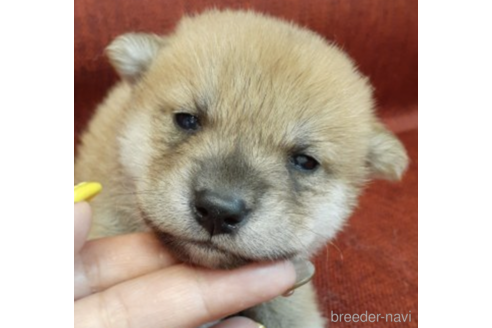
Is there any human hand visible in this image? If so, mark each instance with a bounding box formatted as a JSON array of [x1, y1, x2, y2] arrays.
[[74, 183, 311, 328]]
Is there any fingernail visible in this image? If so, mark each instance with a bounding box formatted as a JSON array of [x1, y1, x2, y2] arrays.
[[257, 324, 266, 328], [74, 182, 102, 203], [283, 259, 315, 297]]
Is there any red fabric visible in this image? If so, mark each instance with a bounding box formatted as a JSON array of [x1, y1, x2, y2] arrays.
[[313, 129, 418, 327]]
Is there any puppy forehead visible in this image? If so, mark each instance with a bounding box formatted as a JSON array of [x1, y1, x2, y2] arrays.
[[140, 12, 373, 150], [162, 35, 352, 114]]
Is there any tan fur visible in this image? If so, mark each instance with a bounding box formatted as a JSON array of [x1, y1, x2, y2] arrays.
[[75, 10, 408, 328]]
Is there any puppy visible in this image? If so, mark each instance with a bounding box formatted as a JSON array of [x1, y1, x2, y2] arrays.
[[75, 10, 408, 327]]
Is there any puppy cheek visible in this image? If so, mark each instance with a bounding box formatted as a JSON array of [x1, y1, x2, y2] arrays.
[[147, 163, 197, 233], [118, 111, 154, 179], [301, 182, 356, 253], [234, 197, 298, 257]]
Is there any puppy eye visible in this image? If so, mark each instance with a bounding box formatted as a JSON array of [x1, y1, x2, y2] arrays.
[[174, 113, 200, 131], [291, 154, 319, 171]]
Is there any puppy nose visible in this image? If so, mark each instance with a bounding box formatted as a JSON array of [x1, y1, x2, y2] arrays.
[[194, 190, 248, 236]]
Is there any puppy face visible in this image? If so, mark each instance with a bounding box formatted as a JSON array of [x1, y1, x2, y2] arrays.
[[109, 11, 408, 268]]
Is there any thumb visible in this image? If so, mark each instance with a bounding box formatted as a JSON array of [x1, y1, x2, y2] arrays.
[[74, 181, 101, 253], [74, 202, 92, 253]]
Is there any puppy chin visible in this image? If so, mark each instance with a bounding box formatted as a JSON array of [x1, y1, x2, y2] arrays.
[[152, 229, 251, 269], [182, 243, 251, 269]]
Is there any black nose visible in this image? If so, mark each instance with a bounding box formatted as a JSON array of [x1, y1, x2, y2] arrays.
[[194, 190, 248, 236]]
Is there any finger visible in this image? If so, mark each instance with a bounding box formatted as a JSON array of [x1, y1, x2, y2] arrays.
[[75, 232, 177, 299], [74, 202, 92, 253], [74, 261, 296, 328], [211, 316, 265, 328], [74, 202, 94, 299]]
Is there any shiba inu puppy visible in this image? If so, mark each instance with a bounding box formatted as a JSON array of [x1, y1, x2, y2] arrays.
[[75, 9, 408, 327]]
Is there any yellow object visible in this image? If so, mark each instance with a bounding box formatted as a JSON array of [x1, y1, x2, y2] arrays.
[[74, 182, 102, 203]]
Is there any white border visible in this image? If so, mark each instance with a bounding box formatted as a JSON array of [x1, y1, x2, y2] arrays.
[[0, 1, 73, 327], [420, 1, 492, 327]]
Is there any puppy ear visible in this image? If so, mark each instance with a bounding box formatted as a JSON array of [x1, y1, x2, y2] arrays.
[[106, 33, 164, 82], [367, 122, 409, 181]]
